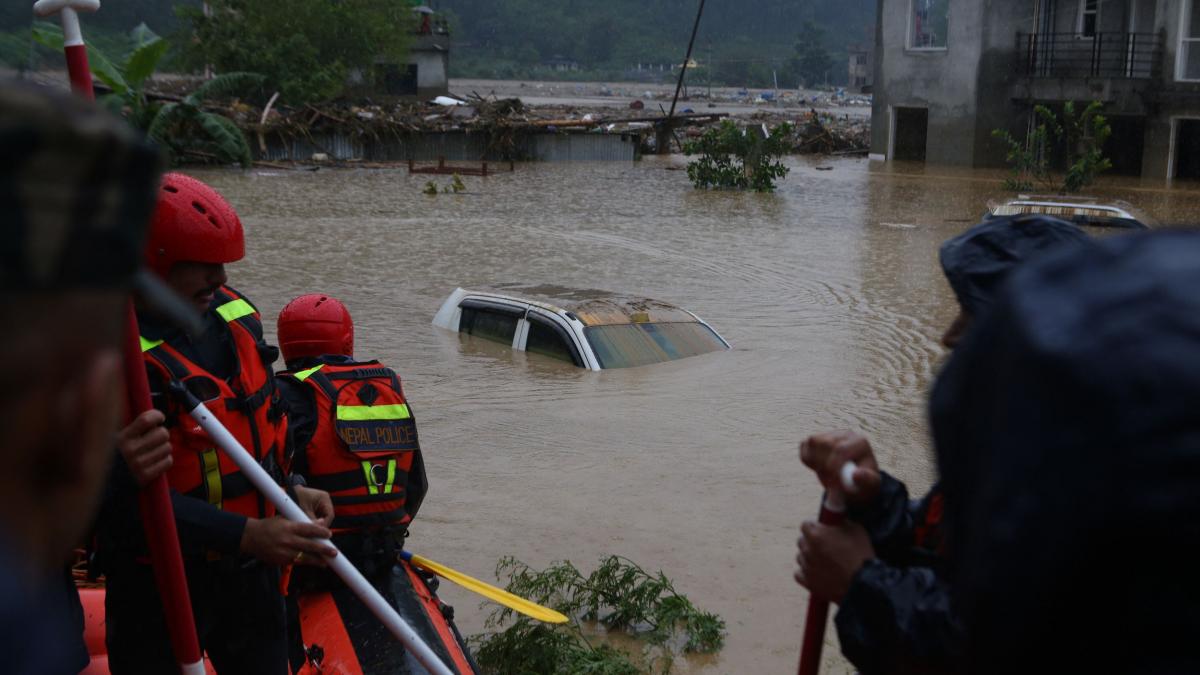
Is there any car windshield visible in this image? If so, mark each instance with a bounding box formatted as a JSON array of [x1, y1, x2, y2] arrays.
[[584, 322, 726, 369]]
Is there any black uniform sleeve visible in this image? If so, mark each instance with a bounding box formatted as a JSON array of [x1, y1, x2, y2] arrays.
[[846, 471, 921, 558], [834, 559, 963, 675], [276, 375, 316, 478], [97, 449, 247, 558], [168, 491, 247, 554]]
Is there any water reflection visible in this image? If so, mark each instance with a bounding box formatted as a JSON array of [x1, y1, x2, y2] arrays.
[[188, 157, 1200, 673]]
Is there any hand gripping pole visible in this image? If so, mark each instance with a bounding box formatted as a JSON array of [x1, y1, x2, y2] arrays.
[[173, 385, 455, 675], [797, 463, 858, 675]]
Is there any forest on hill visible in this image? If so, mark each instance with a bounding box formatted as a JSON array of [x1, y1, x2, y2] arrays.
[[438, 0, 875, 87], [1, 0, 875, 88]]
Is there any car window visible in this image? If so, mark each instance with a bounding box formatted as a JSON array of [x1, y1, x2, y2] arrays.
[[459, 305, 518, 345], [584, 322, 726, 369], [526, 317, 579, 365]]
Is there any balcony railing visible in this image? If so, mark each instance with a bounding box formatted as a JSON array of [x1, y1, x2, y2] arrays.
[[1018, 32, 1162, 79]]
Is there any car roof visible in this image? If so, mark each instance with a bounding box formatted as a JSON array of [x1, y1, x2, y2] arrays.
[[463, 284, 704, 327], [988, 195, 1156, 225]]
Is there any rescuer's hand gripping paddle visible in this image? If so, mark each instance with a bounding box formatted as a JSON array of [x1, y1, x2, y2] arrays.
[[797, 463, 858, 675]]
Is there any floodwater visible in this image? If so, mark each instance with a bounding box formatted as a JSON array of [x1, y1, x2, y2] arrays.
[[194, 158, 1200, 674]]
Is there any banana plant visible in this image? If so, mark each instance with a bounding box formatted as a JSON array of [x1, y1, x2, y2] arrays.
[[33, 22, 262, 166]]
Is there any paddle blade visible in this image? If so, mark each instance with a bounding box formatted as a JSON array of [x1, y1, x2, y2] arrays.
[[407, 553, 569, 624]]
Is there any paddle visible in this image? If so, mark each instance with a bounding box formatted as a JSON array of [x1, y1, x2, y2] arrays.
[[399, 550, 569, 624], [797, 463, 857, 675], [33, 1, 206, 671]]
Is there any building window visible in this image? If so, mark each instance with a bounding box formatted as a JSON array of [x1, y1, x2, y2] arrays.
[[1181, 0, 1200, 81], [1077, 0, 1100, 38], [909, 0, 949, 50]]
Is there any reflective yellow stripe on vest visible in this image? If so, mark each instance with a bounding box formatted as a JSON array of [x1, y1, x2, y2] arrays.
[[215, 298, 255, 323], [140, 336, 164, 352], [201, 448, 222, 508], [360, 459, 398, 495], [384, 459, 396, 494], [293, 365, 324, 382], [337, 404, 411, 421]]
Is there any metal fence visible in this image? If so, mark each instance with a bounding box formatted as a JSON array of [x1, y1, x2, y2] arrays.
[[1018, 32, 1163, 79]]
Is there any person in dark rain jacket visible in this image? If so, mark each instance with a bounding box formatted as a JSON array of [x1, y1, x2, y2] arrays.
[[930, 230, 1200, 673], [795, 214, 1088, 674], [0, 81, 158, 674]]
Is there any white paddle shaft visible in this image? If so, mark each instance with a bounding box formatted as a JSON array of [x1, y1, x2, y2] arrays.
[[823, 462, 858, 513], [187, 400, 455, 675]]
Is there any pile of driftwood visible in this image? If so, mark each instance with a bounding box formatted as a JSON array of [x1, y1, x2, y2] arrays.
[[789, 110, 870, 155], [141, 78, 870, 159]]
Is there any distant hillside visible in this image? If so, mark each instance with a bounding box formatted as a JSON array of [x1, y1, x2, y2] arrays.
[[1, 0, 874, 87], [437, 0, 875, 86]]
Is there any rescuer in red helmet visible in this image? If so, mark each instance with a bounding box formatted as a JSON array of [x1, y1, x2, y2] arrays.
[[98, 173, 336, 674], [276, 294, 427, 553], [274, 294, 436, 672]]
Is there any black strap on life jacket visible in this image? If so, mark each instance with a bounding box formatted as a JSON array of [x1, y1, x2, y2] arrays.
[[332, 507, 412, 531], [308, 468, 409, 495]]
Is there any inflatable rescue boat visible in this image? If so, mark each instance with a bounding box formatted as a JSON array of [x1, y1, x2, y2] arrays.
[[77, 557, 479, 675]]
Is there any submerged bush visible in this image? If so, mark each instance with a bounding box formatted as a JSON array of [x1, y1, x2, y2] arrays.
[[684, 120, 793, 193], [472, 556, 725, 674]]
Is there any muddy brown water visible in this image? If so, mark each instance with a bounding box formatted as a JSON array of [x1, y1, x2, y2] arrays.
[[191, 158, 1200, 673]]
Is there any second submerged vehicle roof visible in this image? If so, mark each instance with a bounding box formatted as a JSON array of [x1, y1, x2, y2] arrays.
[[987, 195, 1155, 229]]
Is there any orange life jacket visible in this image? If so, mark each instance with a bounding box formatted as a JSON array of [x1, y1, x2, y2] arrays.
[[286, 360, 420, 532], [140, 286, 289, 519]]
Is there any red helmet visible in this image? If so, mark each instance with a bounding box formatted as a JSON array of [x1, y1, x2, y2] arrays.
[[278, 294, 355, 362], [145, 172, 245, 278]]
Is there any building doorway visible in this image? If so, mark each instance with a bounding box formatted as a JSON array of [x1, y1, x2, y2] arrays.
[[1104, 115, 1145, 176], [1174, 118, 1200, 180], [378, 63, 418, 96], [893, 107, 928, 161]]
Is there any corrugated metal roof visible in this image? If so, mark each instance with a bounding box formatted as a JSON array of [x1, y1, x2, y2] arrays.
[[528, 133, 639, 161], [256, 131, 639, 162]]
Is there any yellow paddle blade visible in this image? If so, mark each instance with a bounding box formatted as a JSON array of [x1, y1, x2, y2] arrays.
[[408, 554, 569, 624]]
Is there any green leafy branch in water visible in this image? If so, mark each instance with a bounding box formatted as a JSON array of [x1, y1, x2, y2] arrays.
[[422, 174, 467, 195], [683, 120, 793, 192], [472, 556, 725, 674], [992, 101, 1112, 194]]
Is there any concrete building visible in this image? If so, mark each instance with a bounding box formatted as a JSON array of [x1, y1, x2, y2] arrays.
[[849, 44, 873, 92], [367, 11, 450, 99], [870, 0, 1200, 179]]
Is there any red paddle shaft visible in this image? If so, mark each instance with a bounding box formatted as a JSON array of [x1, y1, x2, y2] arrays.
[[797, 493, 846, 675], [798, 462, 856, 675], [123, 307, 205, 674]]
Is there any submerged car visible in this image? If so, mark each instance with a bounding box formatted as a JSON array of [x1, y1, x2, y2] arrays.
[[432, 286, 730, 370], [986, 195, 1154, 229]]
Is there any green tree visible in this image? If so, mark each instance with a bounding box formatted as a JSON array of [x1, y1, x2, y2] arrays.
[[789, 20, 833, 87], [993, 101, 1112, 194], [684, 120, 794, 192], [33, 22, 261, 167], [177, 0, 413, 104]]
